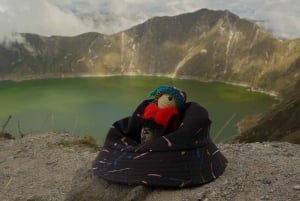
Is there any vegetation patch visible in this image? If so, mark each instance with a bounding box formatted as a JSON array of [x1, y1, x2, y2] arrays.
[[52, 135, 99, 151], [0, 115, 15, 140], [235, 91, 300, 144], [0, 132, 15, 140]]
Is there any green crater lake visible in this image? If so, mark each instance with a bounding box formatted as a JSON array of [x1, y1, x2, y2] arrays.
[[0, 76, 276, 143]]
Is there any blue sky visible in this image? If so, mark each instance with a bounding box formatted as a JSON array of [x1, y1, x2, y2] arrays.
[[0, 0, 299, 41]]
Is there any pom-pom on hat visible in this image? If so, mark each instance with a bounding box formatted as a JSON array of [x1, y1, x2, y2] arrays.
[[149, 85, 187, 108]]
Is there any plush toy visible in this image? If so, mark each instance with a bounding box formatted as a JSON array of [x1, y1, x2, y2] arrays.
[[140, 85, 187, 143]]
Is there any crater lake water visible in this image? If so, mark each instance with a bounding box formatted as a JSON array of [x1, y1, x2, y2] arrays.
[[0, 76, 276, 143]]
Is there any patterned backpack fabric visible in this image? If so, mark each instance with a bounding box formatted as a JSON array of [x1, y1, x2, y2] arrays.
[[92, 100, 227, 187]]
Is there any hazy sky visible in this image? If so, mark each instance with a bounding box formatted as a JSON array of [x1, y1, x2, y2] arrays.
[[0, 0, 299, 42]]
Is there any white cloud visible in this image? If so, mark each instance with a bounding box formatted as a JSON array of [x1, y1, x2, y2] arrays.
[[201, 0, 300, 39], [0, 0, 299, 43], [0, 0, 97, 43]]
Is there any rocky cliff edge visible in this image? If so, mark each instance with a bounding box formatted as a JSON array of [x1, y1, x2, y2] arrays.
[[0, 132, 299, 201]]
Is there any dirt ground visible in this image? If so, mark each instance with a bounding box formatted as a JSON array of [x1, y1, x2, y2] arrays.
[[0, 132, 299, 201]]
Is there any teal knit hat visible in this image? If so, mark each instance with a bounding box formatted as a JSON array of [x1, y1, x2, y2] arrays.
[[149, 85, 187, 108]]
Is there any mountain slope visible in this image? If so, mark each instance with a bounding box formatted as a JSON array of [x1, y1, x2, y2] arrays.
[[235, 89, 300, 144], [0, 8, 299, 96]]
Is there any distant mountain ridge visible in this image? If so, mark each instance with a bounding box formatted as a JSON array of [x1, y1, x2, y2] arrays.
[[1, 8, 299, 97], [1, 8, 300, 144]]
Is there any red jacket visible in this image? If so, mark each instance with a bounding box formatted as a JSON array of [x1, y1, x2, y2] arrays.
[[142, 103, 179, 131]]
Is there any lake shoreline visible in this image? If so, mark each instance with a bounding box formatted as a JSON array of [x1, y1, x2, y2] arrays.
[[0, 73, 279, 99]]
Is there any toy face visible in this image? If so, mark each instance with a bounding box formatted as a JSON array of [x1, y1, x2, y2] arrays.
[[157, 94, 177, 108]]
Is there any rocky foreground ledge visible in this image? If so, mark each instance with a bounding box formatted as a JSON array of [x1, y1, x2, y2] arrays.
[[0, 133, 299, 201]]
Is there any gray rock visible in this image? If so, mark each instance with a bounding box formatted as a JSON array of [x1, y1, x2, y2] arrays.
[[64, 163, 152, 201], [293, 185, 300, 190]]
